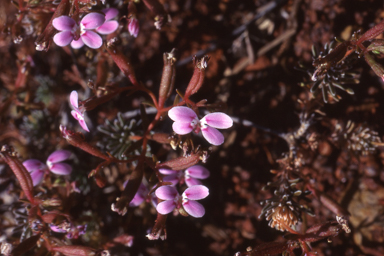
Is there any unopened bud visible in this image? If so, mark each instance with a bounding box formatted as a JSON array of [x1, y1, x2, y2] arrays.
[[42, 198, 62, 207], [128, 18, 139, 38]]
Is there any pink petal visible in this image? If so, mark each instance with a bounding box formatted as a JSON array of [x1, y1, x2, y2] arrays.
[[49, 163, 72, 175], [168, 106, 197, 122], [102, 8, 118, 20], [183, 185, 209, 200], [201, 126, 224, 145], [81, 31, 103, 49], [70, 38, 84, 49], [201, 112, 233, 129], [129, 183, 147, 207], [186, 165, 210, 179], [163, 173, 179, 186], [53, 31, 74, 47], [159, 168, 177, 175], [30, 169, 44, 186], [80, 13, 105, 29], [71, 109, 83, 121], [78, 119, 90, 132], [47, 150, 71, 164], [50, 225, 67, 233], [155, 185, 178, 200], [52, 16, 76, 31], [96, 20, 119, 35], [23, 159, 45, 172], [70, 91, 78, 108], [172, 122, 193, 135], [156, 200, 176, 215], [185, 177, 202, 187], [129, 193, 145, 207], [182, 199, 205, 218]]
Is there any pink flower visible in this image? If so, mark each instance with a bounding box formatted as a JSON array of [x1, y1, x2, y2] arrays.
[[127, 18, 139, 38], [168, 106, 233, 145], [159, 165, 210, 187], [52, 13, 105, 49], [96, 8, 119, 35], [155, 185, 209, 218], [70, 91, 89, 132], [23, 150, 72, 186]]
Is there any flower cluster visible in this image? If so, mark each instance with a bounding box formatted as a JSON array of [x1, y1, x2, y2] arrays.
[[70, 91, 89, 132], [168, 106, 233, 146], [53, 8, 118, 49], [155, 185, 209, 218], [50, 222, 87, 239], [160, 165, 210, 187], [23, 150, 72, 186]]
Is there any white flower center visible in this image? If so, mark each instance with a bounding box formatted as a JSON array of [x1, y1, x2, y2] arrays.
[[79, 23, 86, 35], [190, 117, 202, 133]]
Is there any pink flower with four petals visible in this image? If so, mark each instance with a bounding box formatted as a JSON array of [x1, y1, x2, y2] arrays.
[[70, 91, 89, 132], [23, 150, 72, 186], [168, 106, 233, 145], [53, 13, 105, 49], [155, 185, 209, 218]]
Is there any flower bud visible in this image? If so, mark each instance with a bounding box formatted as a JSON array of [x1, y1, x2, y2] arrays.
[[41, 198, 62, 207], [128, 18, 139, 38]]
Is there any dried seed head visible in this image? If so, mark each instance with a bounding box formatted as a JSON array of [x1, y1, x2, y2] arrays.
[[296, 40, 360, 103], [332, 121, 382, 155], [259, 157, 313, 232]]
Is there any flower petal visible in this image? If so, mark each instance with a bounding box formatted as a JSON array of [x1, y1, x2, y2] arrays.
[[168, 106, 197, 122], [23, 159, 45, 173], [156, 200, 176, 215], [185, 177, 202, 187], [129, 183, 147, 207], [201, 126, 224, 145], [70, 38, 84, 49], [182, 199, 205, 218], [52, 16, 76, 31], [172, 122, 193, 135], [30, 169, 44, 186], [129, 193, 145, 207], [70, 91, 79, 109], [163, 173, 179, 186], [182, 185, 209, 200], [102, 8, 118, 20], [71, 109, 83, 121], [96, 20, 119, 35], [47, 150, 71, 164], [81, 31, 103, 49], [49, 163, 72, 175], [155, 185, 178, 200], [80, 12, 105, 29], [78, 119, 90, 132], [201, 112, 233, 129], [159, 168, 177, 175], [53, 31, 74, 47], [50, 224, 67, 233], [186, 165, 210, 179]]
